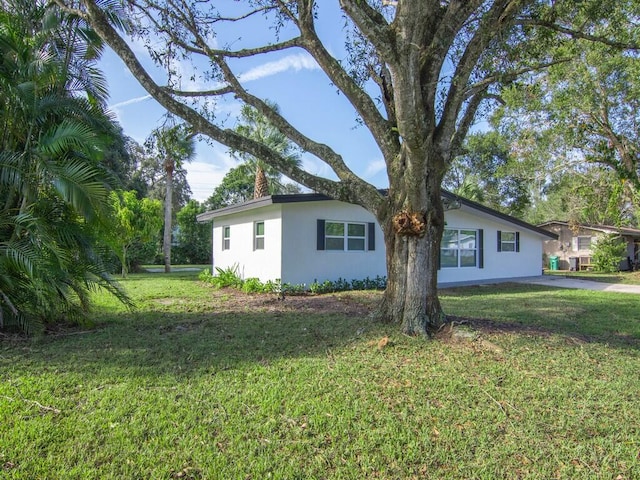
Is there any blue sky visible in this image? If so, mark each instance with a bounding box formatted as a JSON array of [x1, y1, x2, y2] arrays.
[[100, 4, 389, 202]]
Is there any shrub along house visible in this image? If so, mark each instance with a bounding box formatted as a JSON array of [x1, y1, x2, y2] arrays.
[[197, 192, 557, 287]]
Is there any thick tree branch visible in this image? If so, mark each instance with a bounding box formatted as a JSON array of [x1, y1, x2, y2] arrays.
[[518, 19, 640, 51], [369, 63, 396, 123], [161, 86, 233, 97], [449, 92, 486, 157], [211, 50, 381, 206], [424, 0, 485, 89], [76, 0, 383, 208], [339, 0, 396, 63], [209, 38, 303, 58], [437, 0, 522, 153], [295, 1, 399, 161]]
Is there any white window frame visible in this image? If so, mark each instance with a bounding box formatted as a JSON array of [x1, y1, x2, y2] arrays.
[[325, 221, 367, 251], [440, 228, 478, 268], [500, 231, 517, 252], [222, 226, 230, 251], [577, 236, 591, 251], [254, 221, 265, 250]]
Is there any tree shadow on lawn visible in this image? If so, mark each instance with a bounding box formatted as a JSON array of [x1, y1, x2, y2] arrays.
[[5, 284, 639, 380], [10, 292, 383, 379], [439, 283, 640, 350]]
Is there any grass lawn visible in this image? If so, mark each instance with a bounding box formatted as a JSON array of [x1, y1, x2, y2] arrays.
[[1, 272, 639, 479], [546, 269, 640, 285]]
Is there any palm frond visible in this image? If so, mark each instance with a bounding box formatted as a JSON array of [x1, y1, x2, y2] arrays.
[[40, 119, 97, 157], [0, 151, 25, 187]]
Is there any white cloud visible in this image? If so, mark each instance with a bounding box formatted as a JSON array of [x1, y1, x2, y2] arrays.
[[301, 156, 335, 181], [363, 159, 386, 178], [186, 161, 227, 203], [186, 146, 240, 202], [109, 94, 153, 110], [108, 94, 153, 124], [238, 53, 319, 83]]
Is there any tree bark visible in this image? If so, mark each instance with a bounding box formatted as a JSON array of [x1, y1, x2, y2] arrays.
[[122, 245, 128, 278], [254, 163, 269, 198], [163, 159, 173, 273], [376, 149, 447, 335]]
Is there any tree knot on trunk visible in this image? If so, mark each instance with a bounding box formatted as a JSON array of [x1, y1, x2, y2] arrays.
[[392, 210, 426, 236]]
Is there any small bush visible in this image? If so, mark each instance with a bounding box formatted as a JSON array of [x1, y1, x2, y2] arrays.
[[201, 269, 387, 296], [242, 277, 265, 293], [198, 268, 214, 282], [592, 234, 626, 273], [199, 265, 243, 289]]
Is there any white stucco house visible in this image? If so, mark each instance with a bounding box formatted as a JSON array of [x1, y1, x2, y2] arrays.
[[197, 191, 557, 287]]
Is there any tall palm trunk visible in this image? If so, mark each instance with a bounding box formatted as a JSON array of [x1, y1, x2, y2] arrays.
[[163, 157, 174, 273], [254, 163, 269, 199]]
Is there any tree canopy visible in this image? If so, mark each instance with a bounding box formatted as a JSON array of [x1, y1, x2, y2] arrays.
[[56, 0, 640, 335], [108, 190, 163, 277], [0, 0, 131, 332]]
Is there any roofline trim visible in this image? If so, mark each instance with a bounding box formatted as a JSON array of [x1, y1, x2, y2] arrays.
[[197, 191, 558, 239], [537, 220, 640, 237]]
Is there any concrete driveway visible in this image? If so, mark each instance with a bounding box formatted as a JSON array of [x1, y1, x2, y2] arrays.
[[515, 275, 640, 294]]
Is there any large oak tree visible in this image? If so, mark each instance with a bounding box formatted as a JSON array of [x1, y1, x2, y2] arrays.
[[55, 0, 637, 335]]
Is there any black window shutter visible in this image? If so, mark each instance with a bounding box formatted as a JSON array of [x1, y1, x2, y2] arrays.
[[368, 223, 375, 251], [478, 229, 484, 269], [317, 220, 325, 250], [515, 231, 520, 252], [497, 230, 502, 252]]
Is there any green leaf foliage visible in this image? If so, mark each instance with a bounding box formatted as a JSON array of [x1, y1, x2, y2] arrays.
[[0, 1, 131, 333], [107, 190, 163, 277], [592, 234, 627, 273]]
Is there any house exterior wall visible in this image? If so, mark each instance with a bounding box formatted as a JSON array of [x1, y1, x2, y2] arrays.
[[211, 205, 283, 281], [540, 223, 638, 270], [540, 224, 592, 270], [437, 207, 544, 284], [206, 198, 551, 287], [280, 201, 386, 286]]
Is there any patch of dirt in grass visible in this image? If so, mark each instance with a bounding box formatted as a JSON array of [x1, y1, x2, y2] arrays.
[[209, 288, 377, 317], [444, 315, 556, 338], [439, 315, 609, 349]]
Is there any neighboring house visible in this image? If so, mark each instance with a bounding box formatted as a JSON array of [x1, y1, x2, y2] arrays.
[[538, 221, 640, 271], [197, 192, 557, 287]]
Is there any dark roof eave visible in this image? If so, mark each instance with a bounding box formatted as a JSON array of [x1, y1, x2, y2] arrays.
[[537, 220, 640, 238], [196, 193, 333, 222], [441, 191, 558, 239], [197, 190, 558, 239]]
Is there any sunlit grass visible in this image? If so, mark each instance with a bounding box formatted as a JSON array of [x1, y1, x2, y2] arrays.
[[546, 269, 640, 285], [2, 273, 639, 479]]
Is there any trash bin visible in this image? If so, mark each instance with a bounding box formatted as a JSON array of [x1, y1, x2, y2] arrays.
[[549, 255, 559, 271], [569, 256, 579, 271]]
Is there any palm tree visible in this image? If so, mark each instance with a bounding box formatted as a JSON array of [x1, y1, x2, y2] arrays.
[[233, 103, 301, 199], [147, 124, 196, 273], [0, 1, 131, 333], [452, 176, 486, 204]]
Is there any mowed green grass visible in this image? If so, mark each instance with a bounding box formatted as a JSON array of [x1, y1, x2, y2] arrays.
[[1, 272, 639, 479], [546, 269, 640, 285]]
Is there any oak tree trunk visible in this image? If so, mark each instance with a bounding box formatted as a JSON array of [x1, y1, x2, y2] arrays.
[[376, 153, 447, 335]]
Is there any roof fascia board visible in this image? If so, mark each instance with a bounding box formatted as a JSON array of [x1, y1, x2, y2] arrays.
[[197, 190, 558, 239]]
